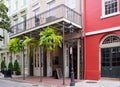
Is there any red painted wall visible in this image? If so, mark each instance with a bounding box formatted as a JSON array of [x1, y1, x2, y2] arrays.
[[85, 0, 120, 32], [84, 0, 120, 80], [84, 31, 120, 80]]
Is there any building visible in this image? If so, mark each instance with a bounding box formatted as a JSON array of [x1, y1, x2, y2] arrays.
[[84, 0, 120, 80], [1, 0, 84, 80], [0, 29, 9, 69]]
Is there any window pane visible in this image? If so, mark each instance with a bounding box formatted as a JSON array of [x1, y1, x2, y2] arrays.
[[112, 47, 120, 66], [101, 48, 110, 67], [104, 0, 118, 15]]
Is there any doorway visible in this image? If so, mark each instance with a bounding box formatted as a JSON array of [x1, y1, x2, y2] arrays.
[[100, 34, 120, 78], [101, 47, 120, 78], [33, 47, 40, 76]]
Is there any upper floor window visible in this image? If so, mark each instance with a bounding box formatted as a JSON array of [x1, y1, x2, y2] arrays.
[[22, 0, 26, 5], [3, 30, 5, 44], [66, 0, 76, 9], [22, 15, 27, 30], [15, 0, 18, 10], [48, 0, 55, 10], [14, 19, 18, 32], [8, 0, 11, 14], [48, 0, 55, 16], [101, 0, 119, 18], [14, 19, 18, 25], [34, 8, 40, 26]]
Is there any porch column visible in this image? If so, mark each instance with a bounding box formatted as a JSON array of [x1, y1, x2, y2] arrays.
[[77, 39, 80, 79], [5, 52, 8, 66], [47, 51, 52, 76], [64, 43, 69, 78]]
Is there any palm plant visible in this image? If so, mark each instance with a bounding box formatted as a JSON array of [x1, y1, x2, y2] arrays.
[[7, 38, 24, 73], [23, 36, 39, 60], [23, 36, 39, 49], [39, 26, 62, 77], [8, 38, 23, 53], [39, 27, 62, 51]]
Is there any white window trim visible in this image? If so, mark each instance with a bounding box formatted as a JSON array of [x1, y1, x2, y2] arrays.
[[101, 0, 119, 19], [46, 0, 55, 4], [100, 34, 120, 48]]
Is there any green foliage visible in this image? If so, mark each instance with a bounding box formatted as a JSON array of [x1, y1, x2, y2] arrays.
[[13, 60, 20, 72], [1, 60, 6, 70], [39, 27, 62, 51], [0, 0, 11, 32], [23, 36, 39, 49], [8, 62, 13, 71], [7, 38, 24, 52]]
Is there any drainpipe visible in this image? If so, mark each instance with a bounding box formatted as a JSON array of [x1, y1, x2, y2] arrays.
[[62, 22, 65, 85], [80, 0, 85, 80]]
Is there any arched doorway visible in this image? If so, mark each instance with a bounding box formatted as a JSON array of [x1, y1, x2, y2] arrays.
[[100, 34, 120, 78]]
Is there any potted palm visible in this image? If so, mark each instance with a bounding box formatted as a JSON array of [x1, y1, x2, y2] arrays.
[[23, 36, 39, 77], [39, 26, 62, 77], [8, 38, 23, 75], [39, 27, 62, 50]]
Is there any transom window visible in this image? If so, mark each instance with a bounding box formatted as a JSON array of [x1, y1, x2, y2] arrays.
[[102, 35, 120, 44]]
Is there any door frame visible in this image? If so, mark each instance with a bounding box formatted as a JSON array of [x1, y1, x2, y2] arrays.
[[100, 34, 120, 78]]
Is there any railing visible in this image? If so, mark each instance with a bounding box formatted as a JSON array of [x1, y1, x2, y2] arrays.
[[10, 4, 82, 36]]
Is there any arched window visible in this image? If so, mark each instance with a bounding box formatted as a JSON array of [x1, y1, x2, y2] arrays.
[[102, 35, 120, 44], [100, 34, 120, 78]]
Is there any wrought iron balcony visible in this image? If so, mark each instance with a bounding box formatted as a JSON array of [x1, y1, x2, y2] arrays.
[[10, 4, 82, 37]]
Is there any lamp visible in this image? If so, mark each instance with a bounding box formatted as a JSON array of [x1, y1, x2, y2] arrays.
[[68, 24, 75, 86]]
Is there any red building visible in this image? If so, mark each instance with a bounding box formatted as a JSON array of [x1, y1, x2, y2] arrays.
[[84, 0, 120, 80]]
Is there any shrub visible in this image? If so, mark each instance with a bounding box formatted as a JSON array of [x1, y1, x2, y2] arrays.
[[1, 60, 6, 74], [8, 62, 13, 72], [13, 60, 21, 75]]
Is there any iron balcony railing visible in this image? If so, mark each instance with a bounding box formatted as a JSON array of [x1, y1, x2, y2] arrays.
[[10, 4, 82, 36]]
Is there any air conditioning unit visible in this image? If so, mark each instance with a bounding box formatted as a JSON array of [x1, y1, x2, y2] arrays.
[[46, 16, 56, 22]]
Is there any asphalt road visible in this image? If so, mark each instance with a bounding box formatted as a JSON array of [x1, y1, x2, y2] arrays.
[[0, 79, 37, 87]]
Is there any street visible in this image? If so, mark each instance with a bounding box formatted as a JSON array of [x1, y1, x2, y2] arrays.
[[0, 79, 37, 87]]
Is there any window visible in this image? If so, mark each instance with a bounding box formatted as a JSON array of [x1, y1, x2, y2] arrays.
[[48, 1, 55, 16], [3, 30, 5, 44], [22, 15, 26, 30], [66, 0, 76, 9], [8, 0, 11, 14], [14, 19, 18, 33], [101, 0, 119, 18], [15, 0, 18, 10], [101, 35, 120, 66], [34, 8, 40, 26], [102, 36, 120, 44], [22, 0, 26, 5]]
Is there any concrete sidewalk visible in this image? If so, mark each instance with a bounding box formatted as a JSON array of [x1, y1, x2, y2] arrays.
[[66, 80, 120, 87], [0, 73, 120, 87]]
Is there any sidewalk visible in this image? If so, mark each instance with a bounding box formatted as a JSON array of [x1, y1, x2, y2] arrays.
[[72, 80, 120, 87], [0, 73, 120, 87]]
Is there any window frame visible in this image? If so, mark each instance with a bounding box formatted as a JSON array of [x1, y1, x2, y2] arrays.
[[8, 0, 11, 14], [14, 0, 18, 10], [101, 0, 120, 19]]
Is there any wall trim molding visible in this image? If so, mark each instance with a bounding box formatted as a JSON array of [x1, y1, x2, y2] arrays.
[[85, 26, 120, 36]]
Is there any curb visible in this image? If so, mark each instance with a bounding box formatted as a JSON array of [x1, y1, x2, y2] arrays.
[[0, 77, 64, 87]]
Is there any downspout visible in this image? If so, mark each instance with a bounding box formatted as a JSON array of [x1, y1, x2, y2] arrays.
[[80, 0, 85, 80]]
